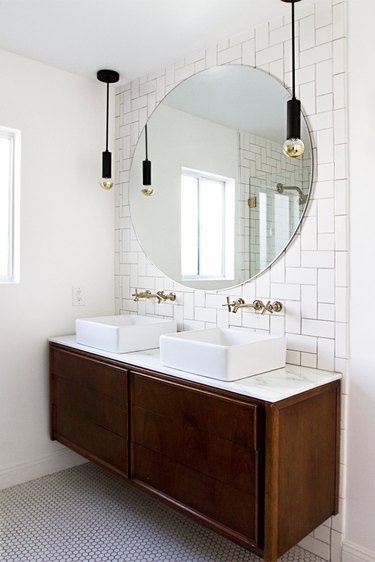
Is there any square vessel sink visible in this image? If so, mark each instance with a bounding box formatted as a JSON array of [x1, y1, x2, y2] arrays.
[[76, 315, 177, 354], [160, 328, 286, 381]]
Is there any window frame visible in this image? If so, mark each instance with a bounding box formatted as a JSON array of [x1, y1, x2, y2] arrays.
[[181, 167, 235, 281], [0, 126, 21, 284]]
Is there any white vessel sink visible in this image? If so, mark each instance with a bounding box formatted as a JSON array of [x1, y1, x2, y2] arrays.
[[76, 315, 177, 354], [160, 328, 286, 381]]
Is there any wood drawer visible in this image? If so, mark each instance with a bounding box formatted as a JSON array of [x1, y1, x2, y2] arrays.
[[131, 372, 261, 448], [52, 348, 127, 405], [132, 444, 258, 543], [132, 404, 256, 495], [55, 374, 127, 437], [55, 406, 127, 473]]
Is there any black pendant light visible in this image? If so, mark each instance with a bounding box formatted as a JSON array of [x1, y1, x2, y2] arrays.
[[282, 0, 305, 158], [141, 124, 155, 196], [97, 69, 120, 189]]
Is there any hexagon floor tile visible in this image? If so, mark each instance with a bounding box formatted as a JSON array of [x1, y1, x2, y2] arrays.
[[1, 463, 326, 562]]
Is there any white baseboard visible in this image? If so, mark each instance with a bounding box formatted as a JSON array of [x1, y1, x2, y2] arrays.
[[342, 540, 375, 562], [0, 447, 87, 490]]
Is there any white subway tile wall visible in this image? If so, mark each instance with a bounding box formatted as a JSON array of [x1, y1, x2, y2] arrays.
[[114, 1, 347, 560]]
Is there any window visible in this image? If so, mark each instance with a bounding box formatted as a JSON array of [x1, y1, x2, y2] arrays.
[[181, 168, 234, 280], [0, 127, 20, 283]]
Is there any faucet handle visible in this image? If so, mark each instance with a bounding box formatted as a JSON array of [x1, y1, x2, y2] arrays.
[[261, 300, 272, 315], [167, 292, 177, 302], [132, 288, 140, 301], [271, 301, 283, 313], [223, 296, 233, 312], [156, 290, 176, 303], [155, 291, 164, 303]]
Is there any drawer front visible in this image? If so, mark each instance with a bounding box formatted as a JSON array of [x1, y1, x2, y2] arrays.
[[55, 374, 127, 438], [56, 405, 127, 473], [132, 404, 256, 495], [53, 348, 127, 405], [131, 373, 263, 544], [51, 347, 128, 475], [132, 372, 259, 448], [133, 444, 257, 542]]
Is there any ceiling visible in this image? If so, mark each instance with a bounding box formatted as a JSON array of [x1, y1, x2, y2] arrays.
[[0, 0, 314, 84]]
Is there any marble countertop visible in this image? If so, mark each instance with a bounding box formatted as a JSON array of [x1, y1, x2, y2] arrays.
[[49, 335, 342, 403]]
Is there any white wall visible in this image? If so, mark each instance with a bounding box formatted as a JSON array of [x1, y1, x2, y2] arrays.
[[345, 0, 375, 558], [0, 49, 115, 488]]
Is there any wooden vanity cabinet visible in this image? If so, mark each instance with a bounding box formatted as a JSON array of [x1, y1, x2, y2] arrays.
[[50, 346, 129, 478], [49, 343, 340, 562]]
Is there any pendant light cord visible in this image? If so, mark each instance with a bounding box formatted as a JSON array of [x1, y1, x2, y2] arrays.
[[291, 1, 296, 99], [105, 81, 109, 151], [145, 124, 149, 160]]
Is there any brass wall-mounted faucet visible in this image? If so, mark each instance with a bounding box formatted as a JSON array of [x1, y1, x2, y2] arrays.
[[224, 296, 283, 314], [132, 289, 176, 304]]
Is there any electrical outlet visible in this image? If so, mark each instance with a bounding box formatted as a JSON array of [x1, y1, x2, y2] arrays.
[[72, 286, 85, 306]]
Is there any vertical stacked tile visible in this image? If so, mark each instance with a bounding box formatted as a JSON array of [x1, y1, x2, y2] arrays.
[[114, 1, 347, 559]]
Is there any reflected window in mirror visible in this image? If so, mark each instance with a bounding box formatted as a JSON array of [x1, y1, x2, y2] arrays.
[[181, 169, 234, 281], [259, 192, 267, 272]]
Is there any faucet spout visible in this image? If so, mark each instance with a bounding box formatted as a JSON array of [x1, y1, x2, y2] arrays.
[[233, 299, 262, 313], [132, 288, 176, 303], [224, 296, 283, 314]]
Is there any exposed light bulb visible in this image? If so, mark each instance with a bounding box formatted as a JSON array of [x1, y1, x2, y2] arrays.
[[141, 187, 155, 196], [283, 138, 305, 158], [100, 179, 114, 190]]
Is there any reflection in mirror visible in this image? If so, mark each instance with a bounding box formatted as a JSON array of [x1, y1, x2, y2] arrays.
[[181, 169, 235, 281], [129, 65, 312, 291]]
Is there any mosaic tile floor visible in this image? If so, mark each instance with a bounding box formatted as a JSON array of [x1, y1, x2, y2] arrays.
[[1, 463, 325, 562]]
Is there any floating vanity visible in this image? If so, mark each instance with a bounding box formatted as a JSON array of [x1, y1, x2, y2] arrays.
[[49, 335, 340, 562]]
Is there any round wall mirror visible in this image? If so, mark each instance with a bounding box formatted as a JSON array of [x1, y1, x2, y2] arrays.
[[129, 65, 313, 290]]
